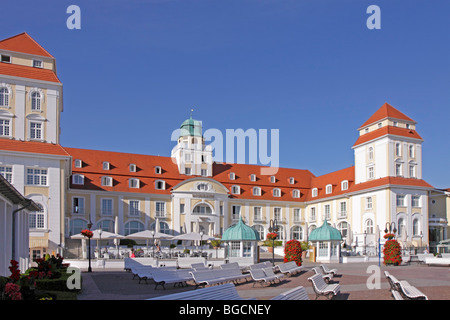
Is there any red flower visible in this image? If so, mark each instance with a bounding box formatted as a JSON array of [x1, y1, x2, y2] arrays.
[[81, 229, 93, 238], [266, 232, 278, 240]]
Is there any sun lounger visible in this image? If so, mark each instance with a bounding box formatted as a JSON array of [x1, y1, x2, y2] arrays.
[[148, 283, 251, 300], [277, 261, 303, 276], [308, 273, 340, 300], [271, 286, 309, 300]]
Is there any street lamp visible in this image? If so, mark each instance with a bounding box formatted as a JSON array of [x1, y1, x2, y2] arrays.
[[151, 230, 155, 257], [200, 231, 204, 256], [98, 228, 103, 258], [384, 222, 397, 237], [268, 219, 279, 267], [87, 220, 93, 272]]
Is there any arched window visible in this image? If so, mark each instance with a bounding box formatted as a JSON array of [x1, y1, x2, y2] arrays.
[[365, 219, 374, 234], [124, 220, 144, 236], [69, 219, 87, 236], [398, 217, 406, 237], [368, 147, 374, 160], [0, 87, 10, 107], [395, 143, 401, 157], [413, 218, 420, 236], [252, 225, 264, 241], [193, 204, 212, 215], [290, 226, 303, 240], [273, 188, 281, 197], [150, 221, 170, 234], [96, 219, 114, 232], [31, 91, 41, 111], [338, 221, 348, 239]]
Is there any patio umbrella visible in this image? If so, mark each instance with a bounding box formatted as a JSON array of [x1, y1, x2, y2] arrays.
[[71, 229, 124, 240], [172, 232, 217, 241], [125, 230, 173, 252]]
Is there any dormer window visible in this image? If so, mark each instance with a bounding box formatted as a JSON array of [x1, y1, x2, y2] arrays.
[[270, 176, 276, 183], [292, 189, 300, 198], [129, 164, 136, 172], [231, 185, 240, 194], [365, 128, 369, 133], [326, 184, 332, 194], [155, 166, 162, 174], [33, 59, 43, 68], [393, 121, 398, 127], [102, 162, 110, 170], [101, 176, 112, 187], [378, 122, 382, 128], [341, 180, 348, 191], [250, 174, 256, 182], [155, 180, 165, 190], [273, 188, 281, 197], [129, 178, 140, 188], [72, 174, 84, 185], [1, 55, 11, 63], [289, 177, 295, 184], [253, 187, 261, 196], [74, 159, 82, 168], [312, 188, 318, 197], [229, 172, 235, 180]]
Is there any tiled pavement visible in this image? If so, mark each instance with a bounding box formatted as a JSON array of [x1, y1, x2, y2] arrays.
[[76, 254, 450, 301]]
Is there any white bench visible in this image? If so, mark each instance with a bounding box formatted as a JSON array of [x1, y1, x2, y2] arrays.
[[132, 266, 178, 284], [308, 273, 341, 300], [271, 286, 309, 300], [384, 271, 427, 300], [249, 268, 278, 287], [391, 289, 404, 300], [312, 267, 333, 283], [320, 264, 338, 276], [177, 257, 207, 269], [262, 267, 285, 282], [190, 268, 250, 287], [151, 269, 194, 289], [148, 283, 250, 300], [249, 261, 273, 270], [277, 261, 303, 276]]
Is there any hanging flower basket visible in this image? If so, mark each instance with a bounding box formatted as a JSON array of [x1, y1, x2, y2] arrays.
[[384, 233, 395, 240], [81, 229, 93, 238], [266, 232, 278, 241]]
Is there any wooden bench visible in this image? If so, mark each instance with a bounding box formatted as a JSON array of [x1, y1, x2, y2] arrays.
[[320, 264, 338, 276], [308, 273, 340, 300], [277, 261, 303, 277], [312, 267, 333, 283], [249, 268, 278, 287], [148, 283, 249, 300], [271, 286, 309, 300]]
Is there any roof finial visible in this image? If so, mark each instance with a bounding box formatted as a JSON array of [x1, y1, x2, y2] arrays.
[[190, 107, 194, 119]]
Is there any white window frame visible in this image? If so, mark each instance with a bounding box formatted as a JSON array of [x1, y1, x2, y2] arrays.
[[289, 177, 295, 184], [253, 186, 261, 196], [72, 197, 85, 214], [273, 188, 281, 197], [292, 189, 300, 198], [129, 164, 136, 172], [33, 59, 43, 68], [232, 205, 241, 220], [366, 197, 373, 209], [101, 198, 113, 216], [0, 85, 11, 107], [273, 207, 282, 220], [0, 165, 12, 183], [155, 166, 161, 174], [270, 176, 276, 183], [29, 121, 43, 140], [231, 185, 240, 195], [312, 188, 318, 197], [229, 172, 235, 180], [368, 166, 375, 180], [0, 118, 11, 137], [26, 168, 47, 186], [341, 180, 348, 191], [395, 163, 402, 177], [201, 169, 208, 176], [253, 206, 262, 221], [102, 161, 110, 170], [72, 174, 84, 185], [412, 195, 421, 208], [129, 200, 140, 217], [29, 204, 46, 230], [250, 174, 256, 182], [154, 180, 165, 190], [155, 201, 166, 217], [395, 142, 401, 157], [101, 176, 113, 187], [326, 184, 332, 194], [396, 194, 405, 207], [31, 91, 42, 111], [129, 178, 140, 189], [74, 159, 82, 168], [324, 204, 331, 220]]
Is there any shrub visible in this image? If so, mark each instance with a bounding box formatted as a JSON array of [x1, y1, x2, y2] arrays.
[[283, 239, 303, 266]]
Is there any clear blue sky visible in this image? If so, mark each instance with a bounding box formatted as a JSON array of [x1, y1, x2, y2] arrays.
[[2, 0, 450, 188]]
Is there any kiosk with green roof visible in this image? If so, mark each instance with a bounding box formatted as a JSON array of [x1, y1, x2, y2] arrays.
[[308, 220, 343, 263]]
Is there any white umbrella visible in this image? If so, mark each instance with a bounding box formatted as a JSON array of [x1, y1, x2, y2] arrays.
[[126, 230, 173, 253], [71, 229, 124, 240], [114, 216, 120, 258], [172, 232, 217, 241]]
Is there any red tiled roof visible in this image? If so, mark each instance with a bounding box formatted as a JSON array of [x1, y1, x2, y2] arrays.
[[0, 33, 54, 58], [306, 166, 355, 201], [63, 147, 434, 199], [0, 62, 60, 83], [349, 176, 433, 192], [0, 139, 69, 156], [359, 103, 415, 129], [353, 126, 423, 147]]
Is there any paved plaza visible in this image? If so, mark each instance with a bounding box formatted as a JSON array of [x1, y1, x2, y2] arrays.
[[76, 253, 450, 301]]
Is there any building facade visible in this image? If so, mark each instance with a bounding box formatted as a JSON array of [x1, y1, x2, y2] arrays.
[[0, 33, 448, 260]]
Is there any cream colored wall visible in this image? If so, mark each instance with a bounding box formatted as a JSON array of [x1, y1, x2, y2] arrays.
[[11, 53, 54, 71]]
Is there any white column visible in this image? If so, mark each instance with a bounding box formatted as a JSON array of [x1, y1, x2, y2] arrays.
[[14, 85, 26, 140]]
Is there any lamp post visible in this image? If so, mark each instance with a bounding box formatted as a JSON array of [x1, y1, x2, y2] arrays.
[[268, 219, 279, 267], [364, 230, 367, 256], [87, 220, 93, 272], [384, 222, 397, 237], [200, 231, 204, 256], [98, 227, 103, 258], [151, 230, 155, 257]]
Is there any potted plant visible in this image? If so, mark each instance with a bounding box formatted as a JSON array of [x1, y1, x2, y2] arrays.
[[300, 241, 309, 259]]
